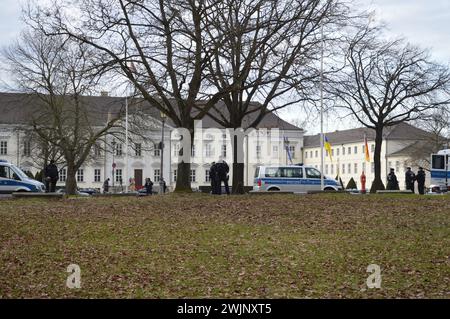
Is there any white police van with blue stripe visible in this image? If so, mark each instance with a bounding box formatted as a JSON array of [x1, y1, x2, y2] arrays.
[[253, 164, 342, 193], [430, 149, 450, 193], [0, 160, 45, 193]]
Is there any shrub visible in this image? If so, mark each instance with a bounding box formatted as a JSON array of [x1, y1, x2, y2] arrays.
[[346, 177, 357, 190]]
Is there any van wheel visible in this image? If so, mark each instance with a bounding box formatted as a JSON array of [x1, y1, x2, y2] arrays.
[[324, 187, 336, 192], [268, 188, 280, 192]]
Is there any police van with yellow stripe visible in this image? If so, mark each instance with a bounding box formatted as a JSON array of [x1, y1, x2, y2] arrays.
[[0, 160, 45, 193], [253, 165, 342, 193]]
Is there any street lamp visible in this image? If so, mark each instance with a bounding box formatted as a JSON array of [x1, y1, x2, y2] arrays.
[[159, 111, 167, 194], [111, 139, 116, 190]]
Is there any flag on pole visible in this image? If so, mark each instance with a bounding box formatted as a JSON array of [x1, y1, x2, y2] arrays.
[[284, 136, 293, 165], [364, 134, 370, 162], [324, 135, 333, 162]]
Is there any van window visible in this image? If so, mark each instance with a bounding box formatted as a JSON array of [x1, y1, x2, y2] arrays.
[[305, 167, 321, 179], [283, 167, 303, 178], [265, 167, 282, 177], [254, 167, 260, 178], [0, 166, 20, 180], [432, 155, 445, 170]]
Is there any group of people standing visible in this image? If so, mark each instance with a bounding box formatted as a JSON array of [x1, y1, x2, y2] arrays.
[[386, 166, 426, 194], [209, 158, 230, 195]]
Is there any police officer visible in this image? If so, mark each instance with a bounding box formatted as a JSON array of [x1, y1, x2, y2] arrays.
[[416, 167, 426, 195], [209, 162, 218, 195], [103, 178, 110, 193], [44, 160, 59, 193], [387, 168, 399, 190], [216, 157, 230, 195], [144, 178, 153, 195], [405, 167, 416, 194]]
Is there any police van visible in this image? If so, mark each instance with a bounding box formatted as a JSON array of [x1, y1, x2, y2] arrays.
[[430, 149, 450, 193], [0, 160, 45, 193], [253, 164, 342, 193]]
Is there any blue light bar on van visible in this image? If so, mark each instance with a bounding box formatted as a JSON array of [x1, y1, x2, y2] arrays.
[[0, 159, 8, 163]]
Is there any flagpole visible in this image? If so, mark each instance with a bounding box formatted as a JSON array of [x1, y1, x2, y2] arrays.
[[125, 91, 129, 193], [320, 23, 325, 190]]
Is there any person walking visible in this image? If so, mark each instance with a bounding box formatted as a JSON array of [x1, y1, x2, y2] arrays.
[[103, 178, 110, 193], [416, 167, 426, 195], [44, 160, 59, 193], [405, 167, 416, 194], [386, 168, 399, 190], [144, 178, 153, 195], [216, 157, 230, 195]]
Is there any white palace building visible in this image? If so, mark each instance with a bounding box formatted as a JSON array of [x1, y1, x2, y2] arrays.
[[0, 92, 437, 191]]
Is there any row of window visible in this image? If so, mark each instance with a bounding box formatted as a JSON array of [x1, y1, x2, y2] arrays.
[[174, 144, 228, 158], [305, 144, 375, 159], [0, 140, 148, 158], [0, 140, 296, 160], [58, 168, 203, 184], [318, 160, 406, 176], [174, 144, 296, 159], [319, 162, 375, 176], [0, 141, 32, 156]]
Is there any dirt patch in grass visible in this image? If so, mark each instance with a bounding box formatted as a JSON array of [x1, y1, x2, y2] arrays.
[[0, 193, 449, 298]]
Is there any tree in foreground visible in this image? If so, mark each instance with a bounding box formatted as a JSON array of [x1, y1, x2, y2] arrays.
[[202, 0, 350, 193], [2, 31, 124, 194], [29, 0, 244, 192], [329, 26, 450, 192]]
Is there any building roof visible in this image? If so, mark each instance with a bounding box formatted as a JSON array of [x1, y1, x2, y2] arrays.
[[0, 92, 302, 131], [389, 139, 448, 157], [303, 123, 437, 148]]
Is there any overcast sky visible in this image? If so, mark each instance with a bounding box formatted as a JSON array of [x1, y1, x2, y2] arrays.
[[0, 0, 449, 133]]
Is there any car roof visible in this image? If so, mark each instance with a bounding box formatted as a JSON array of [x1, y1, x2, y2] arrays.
[[261, 165, 317, 169]]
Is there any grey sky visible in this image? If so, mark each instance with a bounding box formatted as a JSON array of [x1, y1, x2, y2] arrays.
[[0, 0, 449, 133]]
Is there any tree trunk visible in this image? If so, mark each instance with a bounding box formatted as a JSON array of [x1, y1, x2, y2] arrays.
[[66, 163, 78, 195], [175, 162, 192, 192], [370, 127, 386, 193], [232, 135, 245, 194]]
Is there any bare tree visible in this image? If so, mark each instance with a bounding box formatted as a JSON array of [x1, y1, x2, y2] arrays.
[[407, 108, 450, 168], [198, 0, 350, 193], [2, 30, 124, 194], [328, 26, 450, 192], [28, 0, 245, 192]]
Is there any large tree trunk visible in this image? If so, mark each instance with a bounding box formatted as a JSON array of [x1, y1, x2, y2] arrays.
[[66, 163, 78, 195], [232, 135, 245, 194], [370, 127, 386, 193], [175, 162, 192, 192]]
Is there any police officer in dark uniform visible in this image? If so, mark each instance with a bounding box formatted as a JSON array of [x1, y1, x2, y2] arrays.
[[44, 160, 59, 193], [209, 162, 218, 194], [387, 168, 399, 190], [103, 178, 110, 193], [416, 167, 426, 195], [216, 157, 230, 195], [144, 178, 153, 195], [405, 167, 416, 194]]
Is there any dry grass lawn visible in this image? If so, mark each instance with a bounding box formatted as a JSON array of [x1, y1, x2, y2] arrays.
[[0, 193, 449, 298]]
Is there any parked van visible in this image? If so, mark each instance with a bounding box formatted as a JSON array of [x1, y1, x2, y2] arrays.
[[0, 160, 45, 193], [430, 149, 450, 193], [253, 165, 342, 193]]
